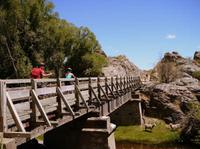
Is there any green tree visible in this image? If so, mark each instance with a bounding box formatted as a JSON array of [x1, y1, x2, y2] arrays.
[[0, 0, 107, 79]]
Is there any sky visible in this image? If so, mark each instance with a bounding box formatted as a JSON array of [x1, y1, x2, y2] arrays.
[[50, 0, 200, 70]]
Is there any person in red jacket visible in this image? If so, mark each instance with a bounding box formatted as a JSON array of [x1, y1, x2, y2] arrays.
[[31, 63, 52, 79]]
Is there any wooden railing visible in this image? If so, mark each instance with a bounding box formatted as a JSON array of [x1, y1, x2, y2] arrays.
[[0, 76, 141, 144]]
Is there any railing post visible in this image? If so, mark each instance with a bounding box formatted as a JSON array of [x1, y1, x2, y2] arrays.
[[97, 77, 101, 100], [75, 78, 80, 108], [0, 80, 7, 132], [57, 78, 62, 116], [105, 77, 108, 95], [111, 77, 114, 92], [89, 77, 92, 102], [130, 76, 133, 90], [116, 76, 119, 91], [31, 79, 37, 125], [124, 77, 126, 92], [126, 76, 129, 91], [120, 76, 123, 91]]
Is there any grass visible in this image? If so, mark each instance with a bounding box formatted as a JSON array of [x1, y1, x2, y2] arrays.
[[115, 120, 180, 144]]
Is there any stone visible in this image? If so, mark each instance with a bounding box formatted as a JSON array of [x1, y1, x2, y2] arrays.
[[140, 82, 197, 123], [173, 77, 200, 93]]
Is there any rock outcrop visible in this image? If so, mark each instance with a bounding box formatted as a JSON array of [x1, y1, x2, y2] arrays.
[[141, 51, 200, 124], [102, 55, 141, 77], [141, 82, 198, 123], [151, 51, 200, 81]]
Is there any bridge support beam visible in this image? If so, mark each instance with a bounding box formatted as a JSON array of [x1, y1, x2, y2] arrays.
[[110, 94, 143, 125], [80, 116, 116, 149]]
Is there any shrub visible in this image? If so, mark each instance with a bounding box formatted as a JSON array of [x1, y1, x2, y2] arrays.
[[192, 71, 200, 81], [81, 53, 108, 77], [181, 103, 200, 145], [157, 62, 181, 83]]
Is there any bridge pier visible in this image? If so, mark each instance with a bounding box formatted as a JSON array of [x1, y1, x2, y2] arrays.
[[110, 94, 143, 126], [80, 116, 116, 149], [43, 114, 116, 149]]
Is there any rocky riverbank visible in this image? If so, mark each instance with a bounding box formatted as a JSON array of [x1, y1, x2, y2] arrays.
[[140, 51, 200, 145]]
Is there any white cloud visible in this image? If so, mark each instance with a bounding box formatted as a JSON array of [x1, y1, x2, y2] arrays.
[[166, 34, 176, 39]]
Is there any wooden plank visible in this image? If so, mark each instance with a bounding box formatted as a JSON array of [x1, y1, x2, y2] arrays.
[[75, 77, 89, 81], [36, 87, 56, 96], [59, 78, 75, 82], [6, 92, 26, 132], [34, 79, 57, 83], [31, 90, 51, 127], [56, 87, 75, 117], [5, 79, 31, 84], [4, 132, 31, 138], [61, 85, 74, 92], [7, 89, 30, 100]]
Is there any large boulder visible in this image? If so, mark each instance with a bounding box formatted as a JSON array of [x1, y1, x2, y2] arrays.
[[141, 82, 198, 123], [173, 77, 200, 92]]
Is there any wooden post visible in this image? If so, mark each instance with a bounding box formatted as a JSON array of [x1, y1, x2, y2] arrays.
[[75, 78, 80, 108], [123, 77, 126, 91], [111, 77, 114, 92], [97, 77, 101, 100], [120, 77, 122, 91], [116, 77, 119, 91], [131, 76, 133, 89], [0, 80, 7, 132], [105, 77, 108, 95], [56, 78, 62, 116], [30, 79, 37, 125], [126, 77, 128, 91], [89, 77, 92, 102]]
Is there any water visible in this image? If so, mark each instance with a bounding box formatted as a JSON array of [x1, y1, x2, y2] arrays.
[[116, 142, 199, 149]]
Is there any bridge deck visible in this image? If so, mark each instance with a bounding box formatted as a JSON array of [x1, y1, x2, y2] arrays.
[[0, 76, 141, 145]]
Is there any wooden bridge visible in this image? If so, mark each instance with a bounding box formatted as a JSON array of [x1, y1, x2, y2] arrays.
[[0, 76, 141, 148]]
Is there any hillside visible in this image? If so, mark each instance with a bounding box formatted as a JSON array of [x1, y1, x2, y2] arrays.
[[102, 55, 141, 77]]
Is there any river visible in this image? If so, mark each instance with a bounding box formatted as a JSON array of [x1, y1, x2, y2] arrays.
[[116, 142, 199, 149]]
